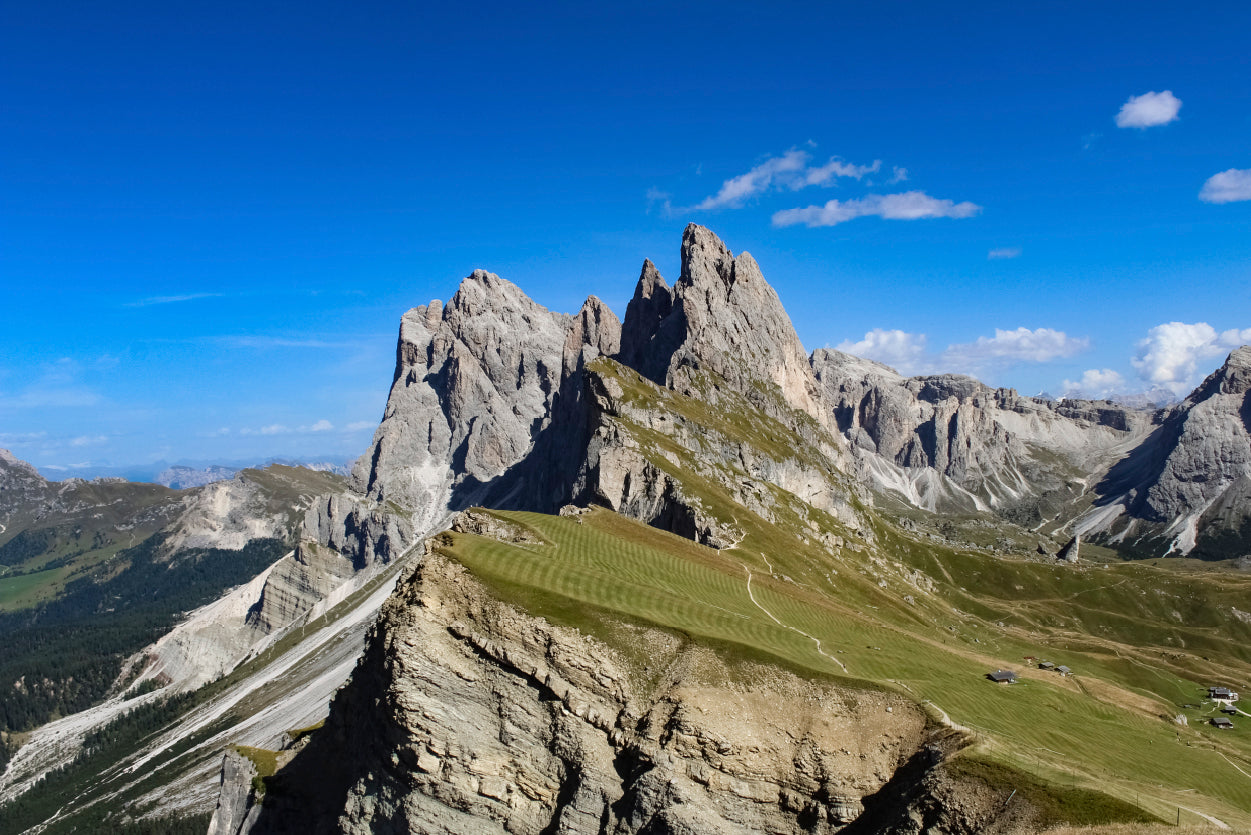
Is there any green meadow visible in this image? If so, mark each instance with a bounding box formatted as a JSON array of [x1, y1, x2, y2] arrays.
[[443, 502, 1251, 828]]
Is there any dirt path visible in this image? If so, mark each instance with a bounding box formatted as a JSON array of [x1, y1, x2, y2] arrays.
[[742, 564, 848, 673]]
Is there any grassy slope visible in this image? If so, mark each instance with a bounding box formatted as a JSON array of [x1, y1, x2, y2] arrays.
[[438, 358, 1251, 828]]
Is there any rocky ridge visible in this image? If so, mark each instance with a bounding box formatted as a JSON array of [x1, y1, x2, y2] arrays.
[[1077, 345, 1251, 557], [213, 530, 1009, 835]]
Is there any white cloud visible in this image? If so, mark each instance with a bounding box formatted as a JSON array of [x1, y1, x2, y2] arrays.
[[988, 247, 1022, 260], [835, 329, 929, 374], [70, 434, 108, 447], [1115, 90, 1181, 128], [888, 166, 908, 184], [0, 430, 48, 444], [772, 191, 981, 228], [696, 149, 809, 210], [345, 420, 376, 432], [1132, 322, 1251, 395], [1199, 169, 1251, 204], [694, 149, 881, 210], [943, 328, 1090, 372], [1062, 369, 1126, 399], [307, 419, 334, 432], [799, 158, 881, 188]]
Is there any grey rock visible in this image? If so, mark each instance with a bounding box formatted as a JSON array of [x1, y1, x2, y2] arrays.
[[351, 270, 571, 523], [238, 544, 948, 835], [1082, 346, 1251, 556]]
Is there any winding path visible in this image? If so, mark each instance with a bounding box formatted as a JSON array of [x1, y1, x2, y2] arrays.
[[741, 564, 847, 673]]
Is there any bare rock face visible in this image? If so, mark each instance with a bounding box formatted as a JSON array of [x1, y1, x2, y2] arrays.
[[206, 749, 262, 835], [811, 348, 1150, 519], [351, 270, 572, 521], [620, 225, 828, 427], [241, 543, 945, 835], [0, 449, 53, 522], [1084, 346, 1251, 556]]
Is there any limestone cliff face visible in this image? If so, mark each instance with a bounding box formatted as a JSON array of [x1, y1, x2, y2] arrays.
[[225, 537, 1008, 835], [570, 361, 862, 548], [620, 225, 830, 430], [351, 271, 572, 522], [811, 348, 1150, 519], [1080, 345, 1251, 556]]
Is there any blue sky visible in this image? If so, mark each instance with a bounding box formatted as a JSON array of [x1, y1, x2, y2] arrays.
[[2, 1, 1249, 473]]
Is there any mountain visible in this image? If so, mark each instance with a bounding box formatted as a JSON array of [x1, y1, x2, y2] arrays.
[[1078, 345, 1251, 558], [199, 226, 1251, 834], [4, 226, 1251, 834], [0, 457, 350, 777]]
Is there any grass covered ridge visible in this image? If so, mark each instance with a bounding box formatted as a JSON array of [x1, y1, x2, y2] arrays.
[[440, 505, 1251, 829]]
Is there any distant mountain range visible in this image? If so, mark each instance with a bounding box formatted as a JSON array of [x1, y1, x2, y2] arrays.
[[33, 456, 355, 486]]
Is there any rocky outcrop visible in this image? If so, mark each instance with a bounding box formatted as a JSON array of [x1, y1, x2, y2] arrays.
[[811, 348, 1151, 520], [350, 271, 571, 521], [236, 539, 982, 835], [207, 750, 262, 835], [1080, 345, 1251, 556], [621, 225, 829, 429], [570, 361, 860, 546]]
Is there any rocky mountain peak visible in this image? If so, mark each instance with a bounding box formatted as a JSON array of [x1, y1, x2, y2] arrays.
[[618, 259, 678, 383], [563, 295, 621, 378], [622, 223, 827, 423], [0, 448, 43, 480], [1196, 344, 1251, 398], [353, 270, 570, 518]]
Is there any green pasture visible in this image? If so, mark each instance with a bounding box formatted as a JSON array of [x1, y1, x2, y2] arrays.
[[443, 507, 1251, 828]]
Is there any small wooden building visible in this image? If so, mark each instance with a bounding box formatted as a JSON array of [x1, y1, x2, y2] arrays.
[[988, 670, 1017, 683], [1212, 717, 1234, 729], [1056, 665, 1072, 676]]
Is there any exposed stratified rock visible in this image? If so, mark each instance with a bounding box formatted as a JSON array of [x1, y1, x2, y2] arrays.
[[617, 259, 677, 384], [562, 294, 622, 380], [351, 271, 571, 524], [811, 348, 1150, 520], [206, 749, 262, 835], [1082, 346, 1251, 556], [619, 225, 828, 427], [0, 449, 54, 523], [240, 542, 959, 835]]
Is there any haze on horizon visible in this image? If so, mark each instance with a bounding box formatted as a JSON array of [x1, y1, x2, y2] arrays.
[[2, 1, 1248, 474]]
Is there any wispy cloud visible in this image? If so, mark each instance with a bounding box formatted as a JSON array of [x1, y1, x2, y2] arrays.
[[772, 191, 981, 228], [1199, 169, 1251, 204], [70, 434, 109, 447], [988, 247, 1022, 260], [345, 420, 376, 432], [1115, 90, 1181, 129], [238, 419, 338, 436], [225, 336, 360, 349], [888, 166, 908, 184], [125, 292, 223, 308], [694, 148, 880, 210], [835, 329, 928, 375], [1132, 322, 1251, 395], [0, 430, 48, 444], [4, 387, 101, 409]]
